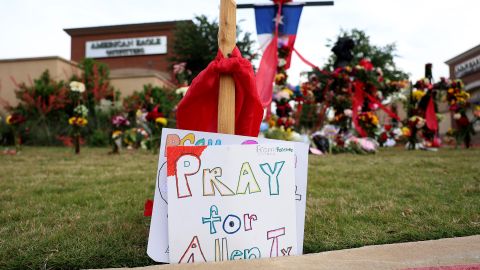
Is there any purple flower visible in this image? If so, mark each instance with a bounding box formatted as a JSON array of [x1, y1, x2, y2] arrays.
[[112, 115, 130, 128]]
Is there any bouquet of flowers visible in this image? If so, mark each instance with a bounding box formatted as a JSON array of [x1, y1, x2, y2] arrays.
[[5, 113, 26, 152], [302, 58, 405, 154], [356, 111, 379, 138], [110, 115, 130, 153], [68, 82, 88, 154]]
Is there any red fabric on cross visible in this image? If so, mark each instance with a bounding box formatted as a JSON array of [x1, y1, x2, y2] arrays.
[[176, 47, 263, 137]]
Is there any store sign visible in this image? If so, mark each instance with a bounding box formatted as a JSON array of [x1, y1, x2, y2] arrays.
[[455, 55, 480, 78], [85, 36, 167, 58]]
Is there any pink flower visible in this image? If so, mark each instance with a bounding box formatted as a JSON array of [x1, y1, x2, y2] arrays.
[[343, 109, 353, 117], [112, 115, 130, 127], [173, 62, 187, 75]]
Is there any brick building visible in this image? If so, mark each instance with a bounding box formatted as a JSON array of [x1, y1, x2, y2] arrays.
[[0, 20, 188, 113], [64, 20, 191, 95], [65, 21, 187, 76], [445, 44, 480, 142]]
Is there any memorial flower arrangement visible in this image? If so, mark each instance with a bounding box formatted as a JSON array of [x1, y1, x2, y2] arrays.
[[403, 64, 443, 150], [5, 113, 26, 152], [269, 43, 297, 131], [122, 127, 150, 150], [303, 58, 405, 154], [145, 105, 168, 152], [68, 82, 88, 154], [123, 85, 180, 123], [173, 62, 192, 98], [173, 62, 192, 86], [110, 115, 130, 153], [356, 111, 379, 138], [438, 79, 475, 148], [377, 124, 402, 147]]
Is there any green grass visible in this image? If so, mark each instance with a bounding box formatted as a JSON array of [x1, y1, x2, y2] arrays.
[[0, 147, 479, 269]]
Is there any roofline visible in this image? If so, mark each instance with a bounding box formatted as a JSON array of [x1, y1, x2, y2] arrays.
[[64, 20, 192, 36], [0, 56, 77, 66], [111, 74, 176, 88], [445, 44, 480, 65]]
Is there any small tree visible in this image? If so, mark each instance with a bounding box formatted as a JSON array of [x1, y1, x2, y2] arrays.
[[70, 58, 116, 129], [10, 70, 70, 145], [171, 15, 257, 81]]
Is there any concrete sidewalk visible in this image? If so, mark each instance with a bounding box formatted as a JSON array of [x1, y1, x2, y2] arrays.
[[103, 235, 480, 270]]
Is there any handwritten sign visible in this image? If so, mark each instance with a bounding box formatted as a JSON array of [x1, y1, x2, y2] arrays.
[[147, 128, 309, 262], [167, 144, 297, 263]]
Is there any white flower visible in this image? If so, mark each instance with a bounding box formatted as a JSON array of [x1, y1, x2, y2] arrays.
[[376, 91, 383, 100], [70, 81, 85, 93], [344, 109, 353, 117], [385, 138, 396, 147], [326, 108, 336, 122], [175, 86, 189, 96], [453, 113, 461, 120], [278, 58, 287, 67], [275, 90, 291, 101], [393, 127, 403, 138], [416, 119, 425, 129], [74, 105, 89, 117]]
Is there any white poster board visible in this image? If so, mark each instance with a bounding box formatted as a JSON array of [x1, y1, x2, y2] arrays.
[[147, 128, 309, 262], [166, 144, 297, 263]]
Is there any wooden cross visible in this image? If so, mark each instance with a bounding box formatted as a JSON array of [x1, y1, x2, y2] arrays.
[[217, 0, 237, 135]]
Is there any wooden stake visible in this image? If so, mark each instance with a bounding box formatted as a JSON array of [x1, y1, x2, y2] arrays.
[[218, 0, 236, 134]]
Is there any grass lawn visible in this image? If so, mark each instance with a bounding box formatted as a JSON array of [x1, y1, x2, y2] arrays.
[[0, 147, 479, 269]]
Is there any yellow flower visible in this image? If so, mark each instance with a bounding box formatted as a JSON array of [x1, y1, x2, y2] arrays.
[[69, 117, 88, 127], [112, 130, 123, 139], [412, 90, 426, 101], [6, 115, 12, 125], [401, 127, 411, 137], [281, 88, 293, 97], [268, 119, 276, 128], [371, 115, 379, 126], [155, 117, 168, 126], [448, 88, 454, 94], [76, 117, 88, 127]]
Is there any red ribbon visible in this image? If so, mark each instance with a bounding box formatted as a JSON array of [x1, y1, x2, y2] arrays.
[[352, 81, 367, 137], [287, 47, 401, 135], [425, 95, 438, 131], [144, 199, 153, 217], [365, 92, 401, 121]]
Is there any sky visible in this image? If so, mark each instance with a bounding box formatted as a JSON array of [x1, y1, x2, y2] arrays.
[[0, 0, 479, 84]]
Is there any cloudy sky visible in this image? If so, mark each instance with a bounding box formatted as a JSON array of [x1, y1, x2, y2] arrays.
[[0, 0, 479, 83]]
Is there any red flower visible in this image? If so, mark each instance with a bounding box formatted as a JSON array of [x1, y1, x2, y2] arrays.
[[359, 59, 374, 71], [384, 124, 392, 131], [379, 132, 388, 142], [456, 116, 470, 127], [6, 113, 26, 125], [146, 106, 164, 122]]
